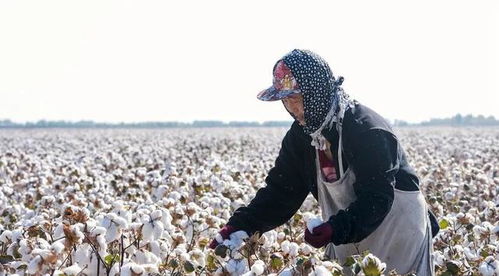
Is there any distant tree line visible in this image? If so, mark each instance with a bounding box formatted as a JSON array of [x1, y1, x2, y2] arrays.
[[392, 114, 499, 127], [0, 119, 293, 128], [1, 114, 498, 129]]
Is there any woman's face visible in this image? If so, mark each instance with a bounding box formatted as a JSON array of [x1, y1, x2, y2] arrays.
[[282, 93, 306, 126]]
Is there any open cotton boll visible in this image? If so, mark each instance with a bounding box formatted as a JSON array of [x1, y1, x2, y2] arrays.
[[0, 230, 12, 243], [27, 255, 42, 274], [361, 253, 386, 274], [463, 247, 479, 261], [150, 209, 162, 220], [288, 242, 299, 257], [479, 256, 499, 276], [226, 259, 248, 275], [262, 230, 277, 248], [306, 217, 323, 233], [51, 241, 65, 254], [61, 263, 82, 275], [190, 249, 206, 267], [215, 233, 224, 243], [281, 240, 290, 255], [230, 230, 249, 241], [91, 226, 107, 236], [278, 267, 295, 276], [133, 249, 160, 265], [309, 265, 332, 276], [141, 220, 164, 242], [121, 262, 145, 276], [300, 243, 313, 255], [250, 260, 265, 275], [320, 261, 343, 272], [53, 224, 65, 240]]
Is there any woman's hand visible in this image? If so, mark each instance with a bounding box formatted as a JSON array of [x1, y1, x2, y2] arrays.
[[304, 222, 333, 248], [209, 225, 237, 249]]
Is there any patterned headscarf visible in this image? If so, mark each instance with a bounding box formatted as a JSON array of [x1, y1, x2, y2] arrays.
[[283, 49, 354, 150]]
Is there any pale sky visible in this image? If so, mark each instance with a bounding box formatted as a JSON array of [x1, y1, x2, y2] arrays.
[[0, 0, 498, 124]]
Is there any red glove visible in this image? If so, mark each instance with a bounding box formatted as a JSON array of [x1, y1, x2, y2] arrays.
[[304, 222, 333, 248], [209, 225, 237, 249]]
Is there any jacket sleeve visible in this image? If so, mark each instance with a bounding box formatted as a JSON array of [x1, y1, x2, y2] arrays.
[[328, 128, 397, 245], [227, 123, 310, 235]]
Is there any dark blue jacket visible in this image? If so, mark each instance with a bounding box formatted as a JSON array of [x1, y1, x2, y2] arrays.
[[227, 102, 438, 245]]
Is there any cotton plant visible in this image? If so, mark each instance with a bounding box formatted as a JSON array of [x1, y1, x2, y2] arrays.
[[0, 128, 498, 275]]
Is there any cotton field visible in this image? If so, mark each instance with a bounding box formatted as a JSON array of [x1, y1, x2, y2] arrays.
[[0, 127, 498, 276]]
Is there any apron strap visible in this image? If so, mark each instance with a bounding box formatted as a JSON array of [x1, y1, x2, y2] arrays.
[[337, 120, 344, 177]]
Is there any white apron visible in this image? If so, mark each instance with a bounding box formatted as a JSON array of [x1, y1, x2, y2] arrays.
[[315, 126, 434, 275]]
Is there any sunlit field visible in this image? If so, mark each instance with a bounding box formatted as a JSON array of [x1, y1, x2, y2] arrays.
[[0, 127, 498, 276]]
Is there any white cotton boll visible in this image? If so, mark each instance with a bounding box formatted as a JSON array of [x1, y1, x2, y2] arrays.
[[230, 249, 244, 259], [74, 244, 92, 267], [230, 230, 249, 241], [214, 267, 224, 276], [288, 242, 299, 257], [230, 239, 245, 251], [179, 252, 191, 262], [300, 243, 312, 255], [479, 256, 499, 276], [62, 263, 82, 275], [70, 225, 85, 245], [226, 259, 248, 275], [493, 224, 499, 234], [463, 247, 479, 261], [101, 217, 122, 243], [321, 261, 343, 272], [361, 253, 386, 273], [86, 219, 97, 229], [91, 226, 107, 236], [473, 225, 487, 236], [433, 251, 445, 267], [96, 235, 107, 257], [112, 200, 124, 210], [168, 191, 181, 201], [278, 267, 294, 276], [226, 259, 238, 273], [277, 232, 286, 240], [8, 261, 25, 270], [53, 224, 65, 240], [149, 240, 161, 258], [150, 210, 162, 220], [281, 240, 290, 255], [251, 260, 265, 275], [113, 216, 128, 228], [262, 230, 277, 248], [121, 262, 145, 276], [309, 265, 332, 276], [173, 244, 187, 257], [51, 241, 65, 254], [215, 233, 224, 243], [307, 217, 323, 233], [444, 191, 455, 201], [135, 250, 160, 265], [190, 249, 206, 267], [185, 224, 194, 243], [160, 210, 173, 230], [142, 220, 164, 241], [27, 255, 42, 274], [18, 240, 32, 261], [0, 230, 12, 243]]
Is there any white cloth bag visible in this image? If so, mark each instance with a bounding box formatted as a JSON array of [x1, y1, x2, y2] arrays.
[[315, 125, 434, 275]]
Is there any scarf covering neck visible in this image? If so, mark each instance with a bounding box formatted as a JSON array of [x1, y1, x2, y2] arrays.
[[282, 49, 354, 150]]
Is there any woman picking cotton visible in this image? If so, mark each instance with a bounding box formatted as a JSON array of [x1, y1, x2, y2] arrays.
[[210, 49, 439, 275]]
